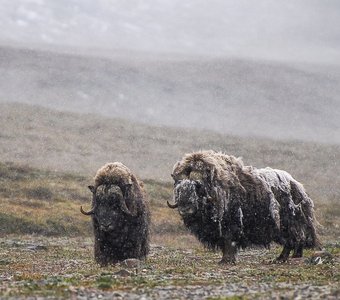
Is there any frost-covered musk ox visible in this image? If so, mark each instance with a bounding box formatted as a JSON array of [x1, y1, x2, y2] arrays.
[[167, 150, 320, 264], [81, 162, 150, 266]]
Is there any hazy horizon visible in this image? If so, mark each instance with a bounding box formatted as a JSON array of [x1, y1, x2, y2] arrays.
[[1, 0, 340, 64], [1, 1, 340, 145]]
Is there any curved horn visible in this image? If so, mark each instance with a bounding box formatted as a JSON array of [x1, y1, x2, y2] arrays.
[[119, 196, 137, 216], [167, 200, 178, 209], [81, 185, 97, 215], [80, 205, 95, 215], [119, 183, 137, 216]]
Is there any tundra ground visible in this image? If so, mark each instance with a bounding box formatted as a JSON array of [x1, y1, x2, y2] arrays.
[[0, 236, 339, 299], [0, 162, 339, 299]]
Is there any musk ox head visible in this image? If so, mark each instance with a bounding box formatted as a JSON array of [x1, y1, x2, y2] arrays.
[[168, 179, 201, 216], [168, 178, 223, 222], [80, 162, 138, 221], [81, 184, 136, 231]]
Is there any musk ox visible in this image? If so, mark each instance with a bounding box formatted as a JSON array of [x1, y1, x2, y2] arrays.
[[80, 162, 150, 266], [167, 150, 320, 264]]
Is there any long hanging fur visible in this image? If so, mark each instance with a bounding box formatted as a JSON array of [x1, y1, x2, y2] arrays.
[[84, 162, 150, 266], [171, 150, 320, 263]]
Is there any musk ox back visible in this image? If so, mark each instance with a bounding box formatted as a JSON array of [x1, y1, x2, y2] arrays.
[[168, 150, 320, 264], [81, 162, 150, 266]]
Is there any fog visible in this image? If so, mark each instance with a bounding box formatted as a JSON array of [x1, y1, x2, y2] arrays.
[[1, 0, 340, 63], [0, 0, 340, 144]]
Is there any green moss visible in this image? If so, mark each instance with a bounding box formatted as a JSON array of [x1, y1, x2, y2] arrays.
[[24, 186, 54, 200], [96, 275, 117, 290]]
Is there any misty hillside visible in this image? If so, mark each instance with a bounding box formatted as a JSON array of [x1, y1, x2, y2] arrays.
[[1, 46, 340, 144], [1, 103, 339, 207]]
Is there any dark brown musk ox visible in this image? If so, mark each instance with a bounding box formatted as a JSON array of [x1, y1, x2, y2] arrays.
[[167, 150, 321, 264], [80, 162, 150, 266]]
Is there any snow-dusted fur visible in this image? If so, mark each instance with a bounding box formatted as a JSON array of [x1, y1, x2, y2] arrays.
[[94, 162, 134, 188], [170, 150, 320, 264], [83, 162, 150, 266]]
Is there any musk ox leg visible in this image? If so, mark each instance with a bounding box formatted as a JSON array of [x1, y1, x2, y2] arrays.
[[292, 244, 304, 258], [94, 239, 106, 266], [94, 244, 109, 267], [94, 240, 118, 267], [220, 240, 237, 264], [275, 245, 292, 263]]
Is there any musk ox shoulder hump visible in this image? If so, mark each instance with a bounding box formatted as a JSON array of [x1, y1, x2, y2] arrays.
[[172, 150, 244, 186]]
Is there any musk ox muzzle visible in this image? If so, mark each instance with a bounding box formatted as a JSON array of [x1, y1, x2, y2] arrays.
[[168, 179, 205, 216]]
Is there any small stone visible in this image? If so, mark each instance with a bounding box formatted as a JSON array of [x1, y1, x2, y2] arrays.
[[114, 269, 132, 277], [120, 258, 141, 269]]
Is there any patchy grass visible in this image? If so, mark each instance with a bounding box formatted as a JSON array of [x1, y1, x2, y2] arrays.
[[0, 161, 187, 240], [0, 161, 338, 243], [0, 236, 339, 299]]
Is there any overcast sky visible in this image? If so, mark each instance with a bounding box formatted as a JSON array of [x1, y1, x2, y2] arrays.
[[1, 0, 340, 63]]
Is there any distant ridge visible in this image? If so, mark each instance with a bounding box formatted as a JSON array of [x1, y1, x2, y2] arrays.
[[0, 46, 339, 144], [1, 102, 339, 205]]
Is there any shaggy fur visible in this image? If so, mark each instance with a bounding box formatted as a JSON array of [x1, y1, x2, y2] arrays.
[[82, 162, 150, 266], [94, 162, 133, 187], [170, 150, 320, 264]]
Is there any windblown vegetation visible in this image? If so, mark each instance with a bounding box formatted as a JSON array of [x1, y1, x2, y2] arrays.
[[0, 161, 193, 246], [0, 160, 338, 243]]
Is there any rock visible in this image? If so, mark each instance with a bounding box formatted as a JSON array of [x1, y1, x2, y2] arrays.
[[26, 244, 48, 251], [112, 292, 122, 297], [305, 251, 334, 265], [120, 258, 141, 269]]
